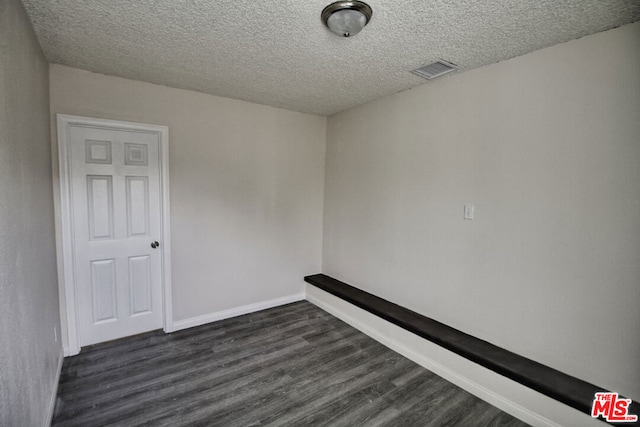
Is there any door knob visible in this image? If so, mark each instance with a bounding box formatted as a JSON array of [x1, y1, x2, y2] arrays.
[[151, 241, 160, 249]]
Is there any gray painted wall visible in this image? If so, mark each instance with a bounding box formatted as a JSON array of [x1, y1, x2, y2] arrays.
[[323, 22, 640, 401], [0, 0, 61, 425], [49, 65, 326, 328]]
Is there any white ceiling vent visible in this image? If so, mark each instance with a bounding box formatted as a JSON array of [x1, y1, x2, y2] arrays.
[[411, 60, 458, 80]]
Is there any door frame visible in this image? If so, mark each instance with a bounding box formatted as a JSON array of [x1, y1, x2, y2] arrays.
[[56, 114, 173, 356]]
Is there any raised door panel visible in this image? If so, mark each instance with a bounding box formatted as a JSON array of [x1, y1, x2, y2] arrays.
[[126, 176, 149, 237], [124, 143, 148, 166], [129, 255, 152, 315], [87, 175, 114, 240], [85, 140, 112, 164], [90, 259, 117, 323]]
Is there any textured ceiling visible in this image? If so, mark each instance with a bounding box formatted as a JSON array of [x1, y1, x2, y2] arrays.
[[21, 0, 640, 116]]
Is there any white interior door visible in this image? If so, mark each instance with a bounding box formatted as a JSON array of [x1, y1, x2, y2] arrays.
[[68, 124, 164, 346]]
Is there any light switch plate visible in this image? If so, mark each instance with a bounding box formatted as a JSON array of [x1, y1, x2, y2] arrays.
[[464, 204, 474, 220]]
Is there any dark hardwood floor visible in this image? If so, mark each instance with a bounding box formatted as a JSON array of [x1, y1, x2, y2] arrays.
[[53, 301, 529, 426]]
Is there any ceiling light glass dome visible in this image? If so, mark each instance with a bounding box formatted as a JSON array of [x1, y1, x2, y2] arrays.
[[322, 1, 373, 38]]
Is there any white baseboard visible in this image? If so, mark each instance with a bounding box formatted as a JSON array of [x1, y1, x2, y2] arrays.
[[45, 347, 64, 427], [305, 284, 601, 427], [171, 293, 306, 332]]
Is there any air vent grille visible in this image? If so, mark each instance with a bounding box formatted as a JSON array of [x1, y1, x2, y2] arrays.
[[411, 60, 458, 80]]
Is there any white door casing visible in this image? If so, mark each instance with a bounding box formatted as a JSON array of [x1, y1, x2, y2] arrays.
[[57, 115, 173, 355]]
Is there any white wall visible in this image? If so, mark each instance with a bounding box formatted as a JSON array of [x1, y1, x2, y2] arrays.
[[50, 65, 326, 333], [323, 22, 640, 402], [0, 0, 62, 424]]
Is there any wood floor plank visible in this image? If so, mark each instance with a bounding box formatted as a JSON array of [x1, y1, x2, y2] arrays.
[[53, 301, 529, 426]]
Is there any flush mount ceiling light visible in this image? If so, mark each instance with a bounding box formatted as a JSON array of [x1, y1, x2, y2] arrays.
[[322, 1, 373, 38]]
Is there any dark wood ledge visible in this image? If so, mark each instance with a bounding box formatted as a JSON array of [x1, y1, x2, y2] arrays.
[[304, 273, 639, 425]]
